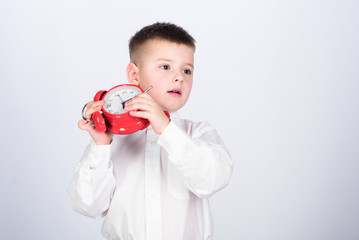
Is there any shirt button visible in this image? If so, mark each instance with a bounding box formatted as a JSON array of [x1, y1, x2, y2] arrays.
[[151, 140, 157, 145]]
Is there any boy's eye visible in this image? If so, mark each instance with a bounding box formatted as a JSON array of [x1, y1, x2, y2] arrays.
[[183, 69, 192, 75], [160, 65, 170, 70]]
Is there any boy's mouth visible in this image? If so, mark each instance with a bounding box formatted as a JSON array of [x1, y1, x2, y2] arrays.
[[167, 88, 182, 96]]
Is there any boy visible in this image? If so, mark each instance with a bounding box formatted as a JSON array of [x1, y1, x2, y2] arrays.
[[68, 22, 233, 240]]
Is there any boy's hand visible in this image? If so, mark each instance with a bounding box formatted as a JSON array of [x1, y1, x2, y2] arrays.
[[78, 100, 114, 145], [124, 93, 170, 135]]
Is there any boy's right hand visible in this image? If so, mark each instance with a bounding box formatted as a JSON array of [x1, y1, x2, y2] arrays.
[[78, 100, 114, 145]]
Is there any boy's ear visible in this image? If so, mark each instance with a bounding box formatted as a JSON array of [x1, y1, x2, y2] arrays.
[[126, 62, 140, 86]]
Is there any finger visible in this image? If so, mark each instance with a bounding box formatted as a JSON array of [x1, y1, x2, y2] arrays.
[[135, 92, 150, 99], [79, 120, 106, 136], [89, 100, 105, 109], [136, 93, 153, 102], [125, 101, 153, 112], [85, 100, 105, 111], [126, 94, 154, 106], [95, 99, 106, 107], [78, 119, 94, 131], [85, 106, 101, 119], [85, 101, 96, 110], [85, 100, 105, 119], [128, 93, 153, 104], [128, 110, 151, 119]]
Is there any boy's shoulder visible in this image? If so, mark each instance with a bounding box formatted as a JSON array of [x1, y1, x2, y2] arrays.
[[172, 115, 215, 137]]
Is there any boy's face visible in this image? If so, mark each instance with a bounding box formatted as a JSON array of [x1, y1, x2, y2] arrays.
[[132, 39, 194, 113]]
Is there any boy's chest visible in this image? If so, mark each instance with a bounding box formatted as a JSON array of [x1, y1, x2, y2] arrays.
[[110, 128, 190, 200]]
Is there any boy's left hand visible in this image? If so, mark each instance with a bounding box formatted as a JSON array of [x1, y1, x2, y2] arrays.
[[124, 93, 170, 135]]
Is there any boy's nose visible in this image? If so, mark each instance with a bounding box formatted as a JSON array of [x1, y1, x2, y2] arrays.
[[173, 71, 184, 83]]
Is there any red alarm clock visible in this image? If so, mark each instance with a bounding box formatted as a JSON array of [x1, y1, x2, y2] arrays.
[[89, 84, 169, 135]]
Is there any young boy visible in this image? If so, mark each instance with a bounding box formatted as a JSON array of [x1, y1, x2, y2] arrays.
[[68, 22, 233, 240]]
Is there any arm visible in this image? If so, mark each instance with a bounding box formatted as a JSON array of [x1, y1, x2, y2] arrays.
[[158, 120, 234, 199], [67, 142, 116, 218], [125, 93, 233, 197]]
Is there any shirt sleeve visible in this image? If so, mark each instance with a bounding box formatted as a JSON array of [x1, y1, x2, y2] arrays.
[[67, 141, 116, 218], [158, 120, 233, 199]]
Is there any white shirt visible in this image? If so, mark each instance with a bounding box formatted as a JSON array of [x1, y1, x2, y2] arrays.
[[68, 114, 233, 240]]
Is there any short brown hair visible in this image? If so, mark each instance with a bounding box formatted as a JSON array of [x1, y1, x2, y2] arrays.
[[129, 22, 196, 62]]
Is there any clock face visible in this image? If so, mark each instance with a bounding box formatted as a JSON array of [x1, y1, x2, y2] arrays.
[[103, 85, 142, 114]]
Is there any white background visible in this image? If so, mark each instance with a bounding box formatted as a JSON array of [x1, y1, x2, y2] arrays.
[[1, 0, 358, 239]]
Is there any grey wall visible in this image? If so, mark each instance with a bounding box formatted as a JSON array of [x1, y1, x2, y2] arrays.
[[1, 0, 358, 239]]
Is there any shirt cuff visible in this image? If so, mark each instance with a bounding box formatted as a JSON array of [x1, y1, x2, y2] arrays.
[[87, 141, 112, 169]]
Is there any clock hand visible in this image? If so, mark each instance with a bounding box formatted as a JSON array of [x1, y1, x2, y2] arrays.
[[117, 94, 124, 103], [122, 85, 153, 108]]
